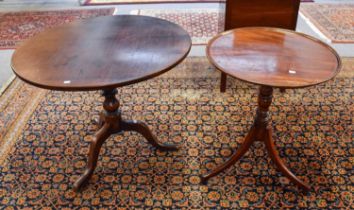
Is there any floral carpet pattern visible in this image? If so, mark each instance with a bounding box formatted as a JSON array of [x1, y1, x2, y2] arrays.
[[0, 57, 353, 209], [0, 8, 115, 49], [300, 3, 354, 43], [132, 9, 222, 45]]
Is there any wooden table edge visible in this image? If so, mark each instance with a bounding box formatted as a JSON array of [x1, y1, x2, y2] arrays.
[[206, 27, 342, 89]]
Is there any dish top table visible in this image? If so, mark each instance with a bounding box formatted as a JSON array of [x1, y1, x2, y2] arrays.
[[11, 15, 191, 191], [202, 27, 341, 191]]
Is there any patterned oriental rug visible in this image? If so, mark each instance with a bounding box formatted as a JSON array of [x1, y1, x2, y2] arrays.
[[131, 9, 221, 45], [0, 8, 115, 49], [82, 0, 313, 6], [300, 3, 354, 43], [0, 57, 353, 208], [82, 0, 222, 5]]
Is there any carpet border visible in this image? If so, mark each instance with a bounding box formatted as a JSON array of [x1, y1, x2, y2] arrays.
[[0, 88, 47, 166], [82, 0, 313, 6], [300, 3, 354, 44], [82, 0, 223, 6], [0, 75, 16, 96]]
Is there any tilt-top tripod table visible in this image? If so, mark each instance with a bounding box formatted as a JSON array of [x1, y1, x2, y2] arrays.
[[11, 15, 191, 191], [201, 27, 341, 191]]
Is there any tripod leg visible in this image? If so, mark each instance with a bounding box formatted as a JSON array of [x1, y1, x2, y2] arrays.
[[201, 126, 256, 184], [264, 128, 310, 192], [93, 111, 105, 128], [73, 123, 111, 191], [121, 120, 178, 151]]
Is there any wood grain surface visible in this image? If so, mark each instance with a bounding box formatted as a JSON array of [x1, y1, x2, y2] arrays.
[[207, 27, 341, 88], [11, 15, 192, 91]]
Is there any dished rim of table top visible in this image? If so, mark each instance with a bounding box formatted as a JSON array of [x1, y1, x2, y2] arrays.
[[206, 27, 342, 89], [11, 15, 192, 91]]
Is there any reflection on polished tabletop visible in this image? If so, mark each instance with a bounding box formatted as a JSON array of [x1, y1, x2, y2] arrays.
[[207, 27, 341, 88]]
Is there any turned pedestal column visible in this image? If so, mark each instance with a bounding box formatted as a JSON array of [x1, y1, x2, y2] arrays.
[[73, 89, 178, 191], [201, 86, 309, 191]]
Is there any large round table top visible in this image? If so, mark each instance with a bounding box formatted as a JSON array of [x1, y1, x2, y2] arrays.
[[11, 15, 192, 91], [207, 27, 341, 88]]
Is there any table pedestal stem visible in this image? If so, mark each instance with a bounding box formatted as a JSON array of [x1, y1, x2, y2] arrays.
[[201, 86, 310, 191], [73, 89, 178, 191]]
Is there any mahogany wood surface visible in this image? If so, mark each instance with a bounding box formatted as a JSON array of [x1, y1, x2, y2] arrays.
[[11, 15, 191, 91], [224, 0, 300, 31], [220, 0, 300, 92], [208, 27, 341, 88]]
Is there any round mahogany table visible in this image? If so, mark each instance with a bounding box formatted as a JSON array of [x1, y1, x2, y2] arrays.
[[11, 15, 191, 191], [202, 27, 341, 191]]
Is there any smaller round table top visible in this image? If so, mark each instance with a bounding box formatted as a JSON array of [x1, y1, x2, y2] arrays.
[[207, 27, 341, 88], [11, 15, 191, 91]]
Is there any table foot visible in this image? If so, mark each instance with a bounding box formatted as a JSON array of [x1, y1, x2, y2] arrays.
[[73, 168, 94, 192], [121, 120, 178, 151], [264, 128, 310, 192], [201, 126, 256, 183], [74, 123, 111, 192]]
